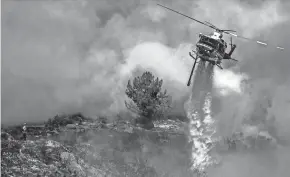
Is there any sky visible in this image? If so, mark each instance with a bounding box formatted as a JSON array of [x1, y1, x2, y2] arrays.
[[1, 0, 289, 123], [2, 0, 290, 176]]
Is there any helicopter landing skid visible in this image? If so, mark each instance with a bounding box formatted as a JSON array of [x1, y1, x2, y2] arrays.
[[187, 51, 223, 86], [216, 64, 223, 69], [189, 51, 197, 61], [187, 52, 199, 86]]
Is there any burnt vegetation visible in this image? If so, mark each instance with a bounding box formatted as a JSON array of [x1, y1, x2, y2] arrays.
[[1, 71, 194, 177]]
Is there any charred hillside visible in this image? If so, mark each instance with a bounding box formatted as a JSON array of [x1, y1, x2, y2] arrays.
[[1, 113, 191, 177]]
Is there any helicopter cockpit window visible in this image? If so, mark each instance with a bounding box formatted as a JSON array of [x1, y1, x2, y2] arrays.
[[199, 36, 218, 48], [207, 38, 219, 48], [198, 35, 226, 54]]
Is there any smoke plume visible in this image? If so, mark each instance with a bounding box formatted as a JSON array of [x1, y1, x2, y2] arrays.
[[2, 0, 290, 176], [2, 0, 289, 128]]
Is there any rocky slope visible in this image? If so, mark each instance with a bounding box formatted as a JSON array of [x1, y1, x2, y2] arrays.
[[1, 115, 192, 177], [2, 113, 280, 177]]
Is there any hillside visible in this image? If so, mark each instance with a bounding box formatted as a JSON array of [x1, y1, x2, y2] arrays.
[[1, 113, 281, 177], [1, 114, 193, 177]]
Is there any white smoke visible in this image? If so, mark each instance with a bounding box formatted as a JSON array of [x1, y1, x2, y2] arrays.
[[213, 68, 248, 96], [107, 42, 193, 115], [120, 42, 192, 83]]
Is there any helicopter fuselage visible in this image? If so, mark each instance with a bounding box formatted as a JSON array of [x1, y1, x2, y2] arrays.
[[195, 33, 226, 65]]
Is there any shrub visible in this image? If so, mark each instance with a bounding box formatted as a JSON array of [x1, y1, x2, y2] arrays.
[[125, 71, 172, 126], [2, 125, 23, 140], [98, 116, 108, 124], [45, 113, 93, 130]]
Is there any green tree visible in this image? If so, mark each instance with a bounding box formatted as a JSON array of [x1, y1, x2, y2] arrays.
[[125, 71, 172, 128]]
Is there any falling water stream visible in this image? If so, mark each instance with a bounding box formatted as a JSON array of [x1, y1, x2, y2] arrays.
[[186, 61, 217, 177]]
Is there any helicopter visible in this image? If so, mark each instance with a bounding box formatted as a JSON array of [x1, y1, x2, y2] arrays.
[[157, 4, 285, 86]]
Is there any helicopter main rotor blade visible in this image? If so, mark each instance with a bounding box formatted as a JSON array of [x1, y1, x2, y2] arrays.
[[221, 29, 237, 33], [226, 32, 284, 50], [204, 21, 237, 33], [203, 21, 218, 29], [158, 4, 237, 34], [157, 3, 284, 51], [157, 4, 216, 30]]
